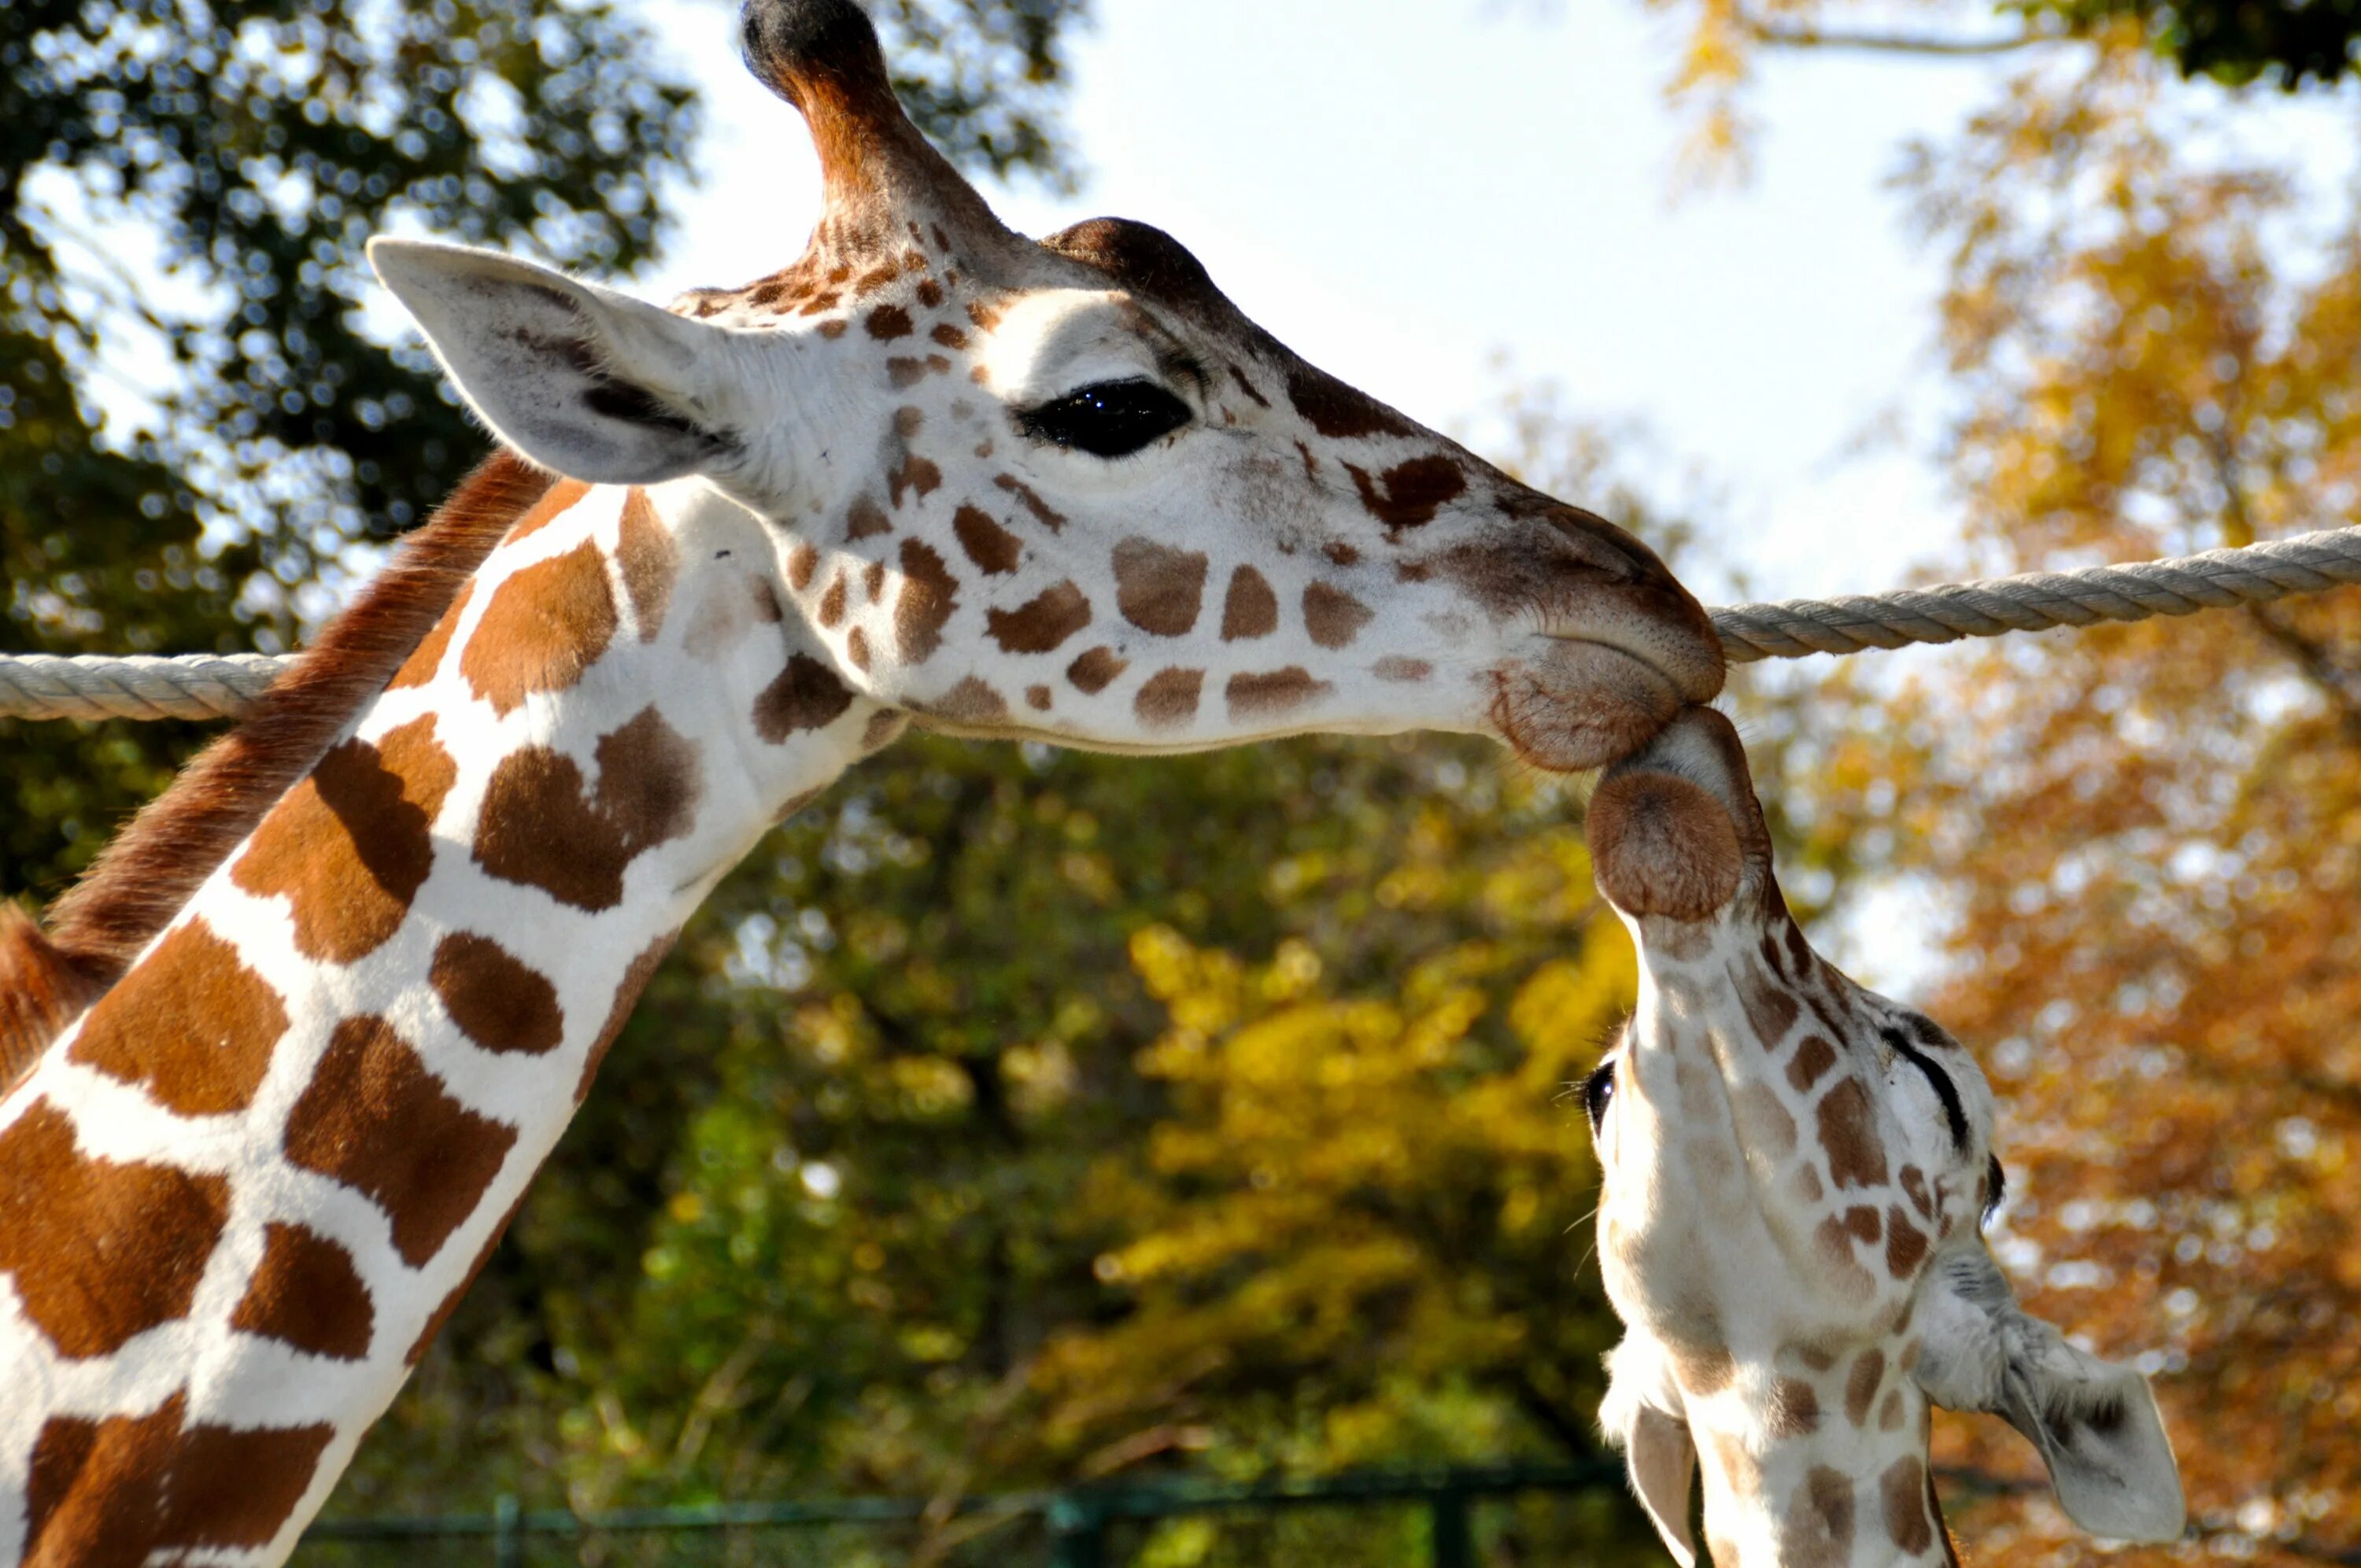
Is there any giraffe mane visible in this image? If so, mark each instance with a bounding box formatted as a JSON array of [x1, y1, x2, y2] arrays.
[[0, 448, 554, 1094]]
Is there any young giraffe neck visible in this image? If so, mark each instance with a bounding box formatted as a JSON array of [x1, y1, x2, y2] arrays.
[[1614, 928, 1964, 1568], [0, 478, 887, 1564]]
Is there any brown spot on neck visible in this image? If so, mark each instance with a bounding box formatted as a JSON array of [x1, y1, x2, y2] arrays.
[[230, 715, 460, 965], [67, 918, 287, 1116], [283, 1013, 517, 1267], [1068, 646, 1128, 694], [1302, 581, 1373, 649], [1225, 666, 1331, 720], [460, 538, 621, 716], [230, 1222, 375, 1361], [754, 654, 856, 741], [1134, 667, 1203, 729], [473, 707, 703, 910], [431, 933, 565, 1057], [1347, 454, 1465, 533], [0, 1100, 231, 1357]]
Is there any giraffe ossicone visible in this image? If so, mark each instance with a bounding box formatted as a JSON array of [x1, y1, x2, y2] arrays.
[[1583, 708, 2185, 1567], [0, 1, 1727, 1560]]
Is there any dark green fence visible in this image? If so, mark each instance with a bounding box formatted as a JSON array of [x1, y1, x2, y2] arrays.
[[300, 1462, 1637, 1568]]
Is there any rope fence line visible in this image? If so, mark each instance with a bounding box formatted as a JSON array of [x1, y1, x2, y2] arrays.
[[6, 528, 2361, 723]]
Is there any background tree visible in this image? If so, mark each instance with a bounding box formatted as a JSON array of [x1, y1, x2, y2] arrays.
[[1653, 4, 2361, 1562]]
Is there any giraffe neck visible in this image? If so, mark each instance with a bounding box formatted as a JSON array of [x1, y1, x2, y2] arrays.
[[0, 479, 889, 1564], [1688, 1375, 1955, 1568]]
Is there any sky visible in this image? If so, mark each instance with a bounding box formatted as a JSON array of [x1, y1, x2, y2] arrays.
[[639, 0, 2026, 608]]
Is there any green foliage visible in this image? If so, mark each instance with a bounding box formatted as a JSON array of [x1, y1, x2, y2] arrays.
[[2008, 0, 2361, 87]]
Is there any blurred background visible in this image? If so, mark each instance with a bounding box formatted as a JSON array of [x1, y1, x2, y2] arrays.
[[6, 0, 2361, 1562]]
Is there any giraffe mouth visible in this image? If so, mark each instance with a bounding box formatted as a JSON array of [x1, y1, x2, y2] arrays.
[[1490, 633, 1692, 773]]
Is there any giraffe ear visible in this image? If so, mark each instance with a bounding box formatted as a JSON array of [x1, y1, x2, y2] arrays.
[[368, 238, 741, 486], [1914, 1244, 2185, 1543], [1601, 1337, 1700, 1568]]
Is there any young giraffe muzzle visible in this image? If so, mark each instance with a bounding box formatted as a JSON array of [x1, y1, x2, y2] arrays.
[[368, 0, 1724, 771], [1581, 709, 2185, 1567]]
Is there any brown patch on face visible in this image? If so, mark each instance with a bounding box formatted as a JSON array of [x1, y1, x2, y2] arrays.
[[846, 627, 872, 670], [1025, 684, 1054, 710], [1881, 1458, 1934, 1556], [1324, 541, 1361, 567], [1886, 1207, 1930, 1278], [389, 579, 474, 690], [616, 489, 676, 642], [67, 918, 286, 1116], [25, 1393, 335, 1560], [1586, 773, 1743, 921], [229, 1221, 374, 1361], [231, 716, 458, 965], [1787, 1035, 1838, 1093], [474, 707, 701, 911], [459, 540, 619, 717], [1786, 1467, 1857, 1568], [1792, 1163, 1824, 1205], [1302, 581, 1373, 649], [865, 558, 888, 603], [954, 504, 1022, 574], [1816, 1079, 1890, 1190], [1812, 1214, 1879, 1301], [1113, 537, 1209, 636], [786, 544, 818, 592], [506, 476, 592, 541], [887, 452, 942, 509], [1347, 454, 1466, 532], [1373, 656, 1432, 682], [1794, 1342, 1838, 1373], [1673, 1341, 1735, 1396], [1768, 1378, 1820, 1438], [931, 677, 1009, 725], [931, 321, 968, 349], [846, 495, 892, 541], [1900, 1164, 1934, 1219], [1227, 364, 1269, 408], [1846, 1349, 1886, 1428], [1069, 647, 1128, 694], [1134, 667, 1203, 729], [1879, 1389, 1905, 1431], [0, 1099, 229, 1357], [1731, 1081, 1798, 1159], [894, 539, 959, 662], [284, 1013, 516, 1267], [1221, 565, 1278, 640], [1840, 1205, 1883, 1245], [994, 474, 1067, 532], [575, 934, 676, 1105], [818, 572, 848, 628], [988, 580, 1092, 654], [1285, 363, 1417, 441], [1226, 667, 1332, 720], [866, 304, 914, 339], [430, 932, 564, 1057], [753, 654, 857, 743], [1740, 968, 1801, 1052]]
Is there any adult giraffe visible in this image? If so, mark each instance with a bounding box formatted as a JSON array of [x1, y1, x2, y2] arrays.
[[0, 1, 1721, 1560]]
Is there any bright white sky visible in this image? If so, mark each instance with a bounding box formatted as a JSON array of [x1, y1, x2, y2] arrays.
[[640, 0, 2023, 607]]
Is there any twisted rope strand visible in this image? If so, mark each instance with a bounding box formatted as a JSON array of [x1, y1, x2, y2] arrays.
[[7, 529, 2361, 721]]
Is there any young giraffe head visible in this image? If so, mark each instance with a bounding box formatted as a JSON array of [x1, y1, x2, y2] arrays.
[[365, 0, 1722, 770], [1580, 709, 2184, 1567]]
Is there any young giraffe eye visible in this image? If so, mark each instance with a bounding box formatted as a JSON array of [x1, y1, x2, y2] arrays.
[[1018, 378, 1192, 458], [1581, 1058, 1616, 1136]]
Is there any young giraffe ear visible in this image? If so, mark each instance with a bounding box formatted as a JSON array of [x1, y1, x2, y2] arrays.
[[1601, 1336, 1701, 1568], [1915, 1243, 2186, 1542], [368, 238, 741, 486]]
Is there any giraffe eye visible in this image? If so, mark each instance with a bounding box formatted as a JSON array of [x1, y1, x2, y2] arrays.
[[1018, 378, 1192, 458], [1581, 1058, 1616, 1135]]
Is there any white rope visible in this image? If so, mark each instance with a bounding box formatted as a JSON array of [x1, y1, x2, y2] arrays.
[[6, 528, 2360, 721]]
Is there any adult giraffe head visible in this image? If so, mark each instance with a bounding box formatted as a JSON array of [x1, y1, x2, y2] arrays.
[[368, 0, 1722, 770], [1580, 709, 2184, 1567]]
